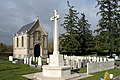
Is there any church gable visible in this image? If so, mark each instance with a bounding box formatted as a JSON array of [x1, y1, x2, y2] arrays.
[[28, 20, 48, 36]]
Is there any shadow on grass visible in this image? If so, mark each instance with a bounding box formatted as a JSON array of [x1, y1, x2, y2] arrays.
[[71, 67, 87, 74]]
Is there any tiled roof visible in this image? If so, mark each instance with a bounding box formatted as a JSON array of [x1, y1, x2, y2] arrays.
[[17, 21, 35, 34], [16, 19, 48, 36]]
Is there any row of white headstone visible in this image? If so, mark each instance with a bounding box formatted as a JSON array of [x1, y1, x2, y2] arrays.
[[64, 55, 110, 62], [9, 55, 115, 69], [9, 56, 42, 66], [63, 55, 115, 69], [23, 56, 42, 66]]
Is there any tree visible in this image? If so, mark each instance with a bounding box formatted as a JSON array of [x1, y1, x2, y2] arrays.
[[96, 0, 120, 54], [93, 31, 109, 52], [60, 1, 79, 54], [48, 40, 53, 52], [60, 1, 94, 55], [76, 13, 93, 53], [0, 43, 3, 53], [0, 43, 13, 53]]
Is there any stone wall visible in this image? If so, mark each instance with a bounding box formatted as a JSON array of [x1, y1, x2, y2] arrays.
[[13, 34, 28, 59], [87, 61, 115, 74], [14, 34, 28, 48]]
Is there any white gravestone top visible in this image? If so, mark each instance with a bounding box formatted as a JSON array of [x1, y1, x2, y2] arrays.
[[110, 74, 113, 79], [38, 56, 42, 66], [9, 56, 13, 61], [24, 58, 27, 64]]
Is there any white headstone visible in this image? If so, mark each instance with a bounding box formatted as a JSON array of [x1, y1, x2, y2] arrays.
[[100, 57, 103, 62], [115, 56, 119, 60], [24, 58, 27, 64], [104, 58, 107, 62], [78, 59, 82, 68], [110, 74, 113, 79], [97, 57, 100, 62], [47, 58, 50, 64], [88, 56, 90, 62], [35, 57, 38, 62], [72, 60, 77, 69], [9, 56, 13, 61], [93, 57, 96, 62], [32, 56, 35, 62], [38, 56, 42, 66], [63, 55, 66, 59], [29, 57, 32, 65]]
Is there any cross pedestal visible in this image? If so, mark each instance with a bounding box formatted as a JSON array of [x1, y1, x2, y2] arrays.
[[49, 54, 64, 66], [42, 65, 71, 77]]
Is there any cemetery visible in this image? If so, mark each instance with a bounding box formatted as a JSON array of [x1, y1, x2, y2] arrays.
[[3, 10, 119, 80], [0, 0, 120, 80], [0, 56, 120, 80]]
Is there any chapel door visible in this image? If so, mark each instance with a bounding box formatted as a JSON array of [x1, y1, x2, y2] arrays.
[[34, 44, 40, 57]]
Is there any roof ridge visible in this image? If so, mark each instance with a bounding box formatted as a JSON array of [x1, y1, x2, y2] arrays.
[[27, 20, 37, 32]]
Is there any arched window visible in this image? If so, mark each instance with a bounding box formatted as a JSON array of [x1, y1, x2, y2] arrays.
[[17, 37, 19, 47], [22, 36, 24, 47]]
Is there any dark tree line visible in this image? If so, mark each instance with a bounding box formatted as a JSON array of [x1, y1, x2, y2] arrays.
[[59, 0, 120, 55], [0, 43, 13, 53]]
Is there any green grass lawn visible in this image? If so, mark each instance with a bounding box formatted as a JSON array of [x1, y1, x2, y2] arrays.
[[0, 60, 41, 80], [74, 67, 120, 80], [79, 67, 87, 73], [80, 68, 120, 80], [1, 60, 120, 80]]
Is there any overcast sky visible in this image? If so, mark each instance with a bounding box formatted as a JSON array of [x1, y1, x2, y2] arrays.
[[0, 0, 100, 45]]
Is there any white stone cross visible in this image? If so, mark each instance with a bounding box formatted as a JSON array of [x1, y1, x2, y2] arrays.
[[50, 10, 60, 55]]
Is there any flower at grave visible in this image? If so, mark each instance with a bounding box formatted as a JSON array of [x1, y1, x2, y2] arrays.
[[104, 71, 110, 80]]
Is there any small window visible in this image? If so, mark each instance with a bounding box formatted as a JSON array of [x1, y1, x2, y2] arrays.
[[28, 37, 30, 47], [17, 37, 19, 47], [22, 36, 24, 47]]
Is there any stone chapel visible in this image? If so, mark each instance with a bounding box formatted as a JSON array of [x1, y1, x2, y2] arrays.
[[13, 19, 48, 59]]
